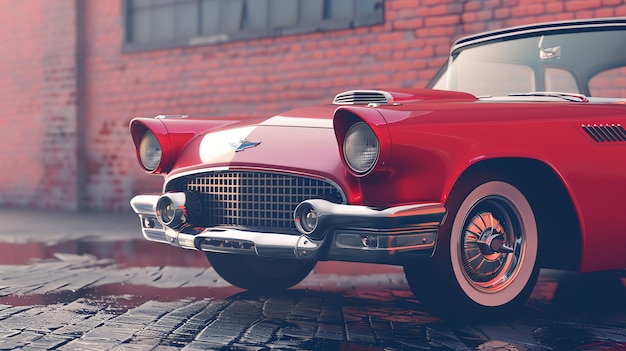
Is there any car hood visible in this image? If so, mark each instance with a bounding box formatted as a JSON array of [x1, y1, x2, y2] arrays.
[[166, 104, 345, 183]]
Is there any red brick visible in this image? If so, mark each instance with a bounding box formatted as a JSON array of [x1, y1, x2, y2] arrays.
[[546, 2, 565, 12], [565, 0, 602, 11], [527, 4, 546, 15], [595, 8, 615, 17], [424, 14, 461, 27], [392, 18, 424, 30]]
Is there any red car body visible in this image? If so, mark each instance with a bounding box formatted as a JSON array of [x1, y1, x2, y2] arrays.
[[130, 18, 626, 314]]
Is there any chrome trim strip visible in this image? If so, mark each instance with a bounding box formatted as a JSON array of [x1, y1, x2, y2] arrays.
[[294, 199, 446, 239]]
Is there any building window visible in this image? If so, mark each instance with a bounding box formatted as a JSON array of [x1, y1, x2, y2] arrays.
[[123, 0, 384, 52]]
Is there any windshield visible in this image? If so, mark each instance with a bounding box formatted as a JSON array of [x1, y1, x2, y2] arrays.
[[430, 29, 626, 98]]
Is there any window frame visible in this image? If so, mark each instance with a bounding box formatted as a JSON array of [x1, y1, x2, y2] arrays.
[[122, 0, 384, 53]]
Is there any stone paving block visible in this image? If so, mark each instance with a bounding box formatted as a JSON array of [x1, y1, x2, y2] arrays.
[[424, 325, 469, 350], [127, 329, 165, 345], [82, 322, 142, 343], [110, 312, 160, 326], [153, 315, 185, 331], [196, 321, 250, 344], [344, 322, 376, 344], [318, 306, 342, 324], [370, 318, 394, 342], [181, 340, 223, 350], [315, 323, 344, 341], [26, 307, 91, 333], [180, 267, 230, 288], [127, 299, 184, 319], [289, 297, 323, 321], [0, 329, 21, 338], [153, 266, 208, 288], [152, 346, 183, 351], [227, 343, 268, 351], [62, 298, 106, 315], [0, 306, 31, 320], [475, 322, 542, 347], [0, 340, 28, 350], [57, 338, 120, 350], [449, 325, 489, 348], [23, 334, 73, 349], [108, 344, 158, 351], [51, 310, 116, 337], [239, 320, 279, 344], [280, 320, 317, 339]]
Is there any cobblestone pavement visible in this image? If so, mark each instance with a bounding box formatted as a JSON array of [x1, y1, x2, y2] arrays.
[[0, 209, 624, 350]]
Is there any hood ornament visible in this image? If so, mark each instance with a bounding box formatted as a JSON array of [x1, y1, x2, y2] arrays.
[[230, 139, 261, 152]]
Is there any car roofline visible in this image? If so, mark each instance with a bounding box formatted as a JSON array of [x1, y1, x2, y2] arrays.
[[451, 17, 626, 54]]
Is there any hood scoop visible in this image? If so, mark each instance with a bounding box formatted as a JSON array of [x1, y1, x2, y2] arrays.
[[333, 90, 393, 105], [332, 88, 477, 105]]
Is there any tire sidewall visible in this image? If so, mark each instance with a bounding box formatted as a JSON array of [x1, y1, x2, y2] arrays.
[[448, 180, 538, 308]]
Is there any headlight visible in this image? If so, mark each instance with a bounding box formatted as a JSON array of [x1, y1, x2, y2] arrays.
[[343, 122, 379, 174], [139, 130, 162, 171]]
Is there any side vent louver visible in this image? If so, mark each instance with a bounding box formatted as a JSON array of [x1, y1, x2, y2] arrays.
[[582, 124, 626, 142], [333, 90, 392, 105]]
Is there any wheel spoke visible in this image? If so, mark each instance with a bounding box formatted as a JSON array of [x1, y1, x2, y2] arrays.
[[459, 197, 526, 288]]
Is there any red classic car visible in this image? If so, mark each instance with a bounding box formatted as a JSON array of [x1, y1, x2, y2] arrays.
[[130, 18, 626, 314]]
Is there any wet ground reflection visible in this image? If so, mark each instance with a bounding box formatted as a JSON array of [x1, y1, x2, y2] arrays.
[[0, 238, 624, 350]]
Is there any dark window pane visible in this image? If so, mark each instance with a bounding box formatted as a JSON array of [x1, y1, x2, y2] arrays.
[[356, 0, 379, 17], [269, 0, 297, 28], [132, 8, 152, 43], [327, 0, 353, 20], [243, 0, 268, 30], [132, 0, 152, 9], [201, 0, 220, 35], [300, 0, 323, 24], [175, 2, 198, 38], [220, 0, 244, 33], [153, 6, 175, 41]]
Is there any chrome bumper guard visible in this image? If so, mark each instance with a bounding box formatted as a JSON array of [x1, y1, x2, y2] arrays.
[[130, 194, 446, 265]]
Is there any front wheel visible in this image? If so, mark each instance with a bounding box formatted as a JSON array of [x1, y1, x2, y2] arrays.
[[206, 252, 316, 293], [405, 179, 540, 315]]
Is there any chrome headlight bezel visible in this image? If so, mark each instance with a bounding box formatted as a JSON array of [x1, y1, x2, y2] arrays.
[[342, 121, 380, 175], [139, 130, 162, 172]]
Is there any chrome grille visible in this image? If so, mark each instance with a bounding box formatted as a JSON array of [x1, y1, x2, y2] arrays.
[[183, 171, 345, 233], [333, 90, 392, 105]]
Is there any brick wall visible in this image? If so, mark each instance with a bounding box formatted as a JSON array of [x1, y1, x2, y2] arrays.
[[0, 0, 625, 211], [0, 0, 79, 210]]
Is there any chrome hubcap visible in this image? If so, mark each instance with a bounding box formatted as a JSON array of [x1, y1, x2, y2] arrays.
[[460, 197, 523, 292]]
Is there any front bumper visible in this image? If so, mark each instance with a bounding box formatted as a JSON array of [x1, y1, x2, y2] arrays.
[[130, 194, 446, 265]]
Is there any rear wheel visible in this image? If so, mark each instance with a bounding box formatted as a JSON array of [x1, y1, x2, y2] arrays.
[[206, 252, 316, 292], [405, 178, 540, 315]]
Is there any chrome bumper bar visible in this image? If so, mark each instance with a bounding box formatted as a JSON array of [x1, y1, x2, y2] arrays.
[[130, 194, 446, 265]]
